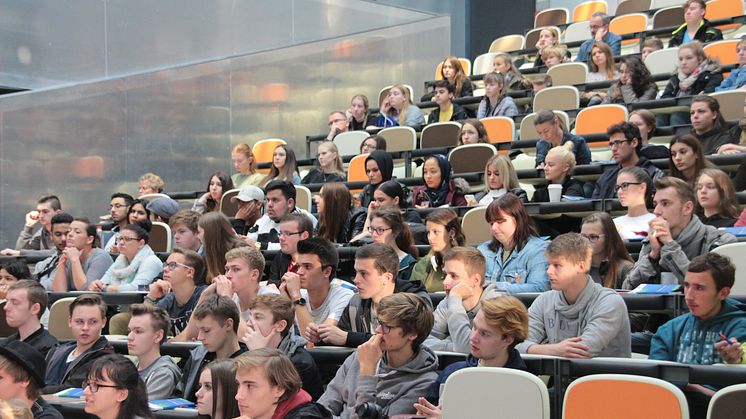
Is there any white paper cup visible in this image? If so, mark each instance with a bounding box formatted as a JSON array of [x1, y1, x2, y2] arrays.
[[547, 184, 563, 202]]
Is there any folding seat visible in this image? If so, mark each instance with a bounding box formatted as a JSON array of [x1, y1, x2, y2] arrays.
[[481, 116, 516, 144], [333, 131, 369, 157], [489, 34, 525, 53], [448, 143, 497, 175], [546, 62, 589, 86], [705, 0, 743, 33], [220, 189, 240, 217], [378, 126, 417, 152], [533, 86, 580, 112], [435, 58, 472, 79], [644, 47, 679, 76], [615, 0, 651, 16], [707, 383, 746, 419], [574, 104, 629, 137], [149, 222, 172, 252], [472, 52, 499, 76], [420, 122, 462, 149], [572, 0, 607, 22], [564, 21, 592, 44], [520, 111, 571, 141], [652, 6, 684, 31], [461, 206, 491, 246], [252, 138, 287, 174], [535, 8, 569, 28], [709, 90, 746, 120], [609, 13, 649, 51]]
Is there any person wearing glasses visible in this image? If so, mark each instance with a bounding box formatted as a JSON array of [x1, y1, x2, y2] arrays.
[[575, 12, 621, 63], [592, 122, 664, 199], [326, 110, 349, 141], [43, 294, 114, 394], [368, 208, 418, 281], [581, 213, 634, 289], [103, 192, 134, 252], [52, 217, 113, 292], [83, 354, 153, 419], [612, 167, 656, 241], [267, 213, 312, 287], [88, 220, 162, 293]]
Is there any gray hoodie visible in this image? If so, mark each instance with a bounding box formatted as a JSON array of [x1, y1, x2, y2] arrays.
[[624, 215, 736, 289], [516, 277, 631, 358], [423, 283, 502, 354], [318, 345, 439, 419], [139, 355, 182, 400]]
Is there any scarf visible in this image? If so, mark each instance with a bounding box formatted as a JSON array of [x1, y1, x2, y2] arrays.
[[677, 61, 705, 95], [107, 245, 155, 284], [424, 154, 453, 207]]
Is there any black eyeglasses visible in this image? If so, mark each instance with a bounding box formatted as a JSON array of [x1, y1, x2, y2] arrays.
[[608, 139, 631, 148], [378, 321, 394, 334], [615, 182, 643, 191], [367, 226, 392, 235], [83, 379, 120, 393], [163, 261, 191, 270]]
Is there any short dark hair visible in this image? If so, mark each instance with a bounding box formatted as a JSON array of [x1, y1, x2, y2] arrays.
[[265, 180, 296, 202], [123, 220, 152, 244], [193, 294, 240, 334], [50, 212, 74, 227], [356, 243, 399, 276], [685, 0, 706, 10], [7, 280, 47, 320], [433, 80, 455, 94], [110, 192, 134, 207], [688, 253, 735, 291], [38, 195, 61, 211], [69, 294, 107, 319], [279, 213, 313, 236], [296, 238, 339, 280], [607, 122, 642, 154], [171, 248, 206, 284], [129, 304, 170, 341], [73, 217, 100, 248], [0, 261, 31, 281]]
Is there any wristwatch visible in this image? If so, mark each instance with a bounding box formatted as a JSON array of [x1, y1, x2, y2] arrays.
[[293, 297, 307, 306]]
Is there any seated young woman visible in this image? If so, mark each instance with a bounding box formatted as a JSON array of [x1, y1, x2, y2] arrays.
[[410, 209, 466, 292], [477, 72, 519, 119], [533, 27, 560, 68], [315, 182, 366, 244], [531, 143, 585, 202], [604, 56, 657, 105], [89, 220, 162, 293], [83, 354, 153, 419], [612, 166, 655, 240], [199, 212, 248, 283], [696, 168, 742, 228], [369, 207, 418, 281], [358, 150, 394, 208], [458, 119, 489, 145], [373, 84, 425, 128], [195, 359, 240, 419], [669, 134, 713, 187], [412, 155, 467, 208], [689, 95, 736, 155], [629, 110, 669, 160], [583, 42, 619, 105], [581, 212, 634, 289], [302, 141, 346, 184], [475, 154, 528, 206], [0, 261, 31, 299], [440, 56, 474, 98], [230, 143, 264, 188], [346, 94, 376, 130], [352, 180, 421, 243], [492, 52, 531, 91], [128, 199, 151, 224], [261, 144, 301, 186], [477, 194, 550, 293], [192, 171, 233, 214], [360, 135, 387, 154]]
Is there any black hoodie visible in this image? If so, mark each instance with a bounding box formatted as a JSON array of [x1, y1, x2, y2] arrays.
[[358, 151, 394, 208]]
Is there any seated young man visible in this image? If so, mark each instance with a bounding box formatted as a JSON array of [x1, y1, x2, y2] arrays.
[[4, 280, 58, 359], [1, 195, 62, 258], [245, 181, 316, 250], [244, 294, 324, 400], [516, 233, 631, 358], [103, 192, 134, 252], [0, 340, 63, 418], [426, 80, 469, 125], [32, 212, 73, 290], [310, 243, 430, 348], [318, 293, 438, 418], [43, 294, 113, 394], [177, 294, 247, 402], [279, 238, 354, 342], [51, 217, 113, 291], [267, 213, 312, 287], [126, 304, 181, 400], [424, 247, 501, 354], [416, 295, 529, 414], [169, 210, 202, 253]]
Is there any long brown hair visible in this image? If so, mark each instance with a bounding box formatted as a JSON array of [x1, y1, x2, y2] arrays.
[[441, 56, 469, 97], [204, 359, 240, 419], [425, 209, 466, 265], [589, 41, 616, 80], [262, 144, 299, 186], [485, 194, 539, 252], [371, 207, 417, 258], [317, 183, 352, 243], [669, 134, 709, 185], [198, 212, 246, 282], [581, 212, 633, 289], [696, 168, 742, 219]]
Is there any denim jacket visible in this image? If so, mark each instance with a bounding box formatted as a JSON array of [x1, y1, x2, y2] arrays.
[[716, 67, 746, 92], [477, 236, 550, 293]]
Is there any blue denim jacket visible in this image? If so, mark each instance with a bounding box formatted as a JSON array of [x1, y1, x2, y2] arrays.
[[535, 131, 592, 167], [477, 236, 550, 293], [716, 67, 746, 92], [575, 32, 622, 63]]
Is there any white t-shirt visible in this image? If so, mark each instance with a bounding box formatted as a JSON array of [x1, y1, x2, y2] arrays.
[[299, 280, 355, 324], [233, 284, 281, 322], [614, 213, 656, 241]]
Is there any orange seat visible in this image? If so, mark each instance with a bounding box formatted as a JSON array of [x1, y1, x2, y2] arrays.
[[347, 154, 369, 194], [435, 58, 472, 79], [704, 39, 739, 67], [706, 0, 743, 32], [609, 13, 648, 46], [252, 139, 286, 174], [574, 104, 628, 136], [572, 0, 607, 22], [481, 116, 515, 145], [563, 374, 688, 419]]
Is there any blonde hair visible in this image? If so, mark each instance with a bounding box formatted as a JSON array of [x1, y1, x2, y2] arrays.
[[545, 142, 577, 173], [679, 40, 708, 66], [318, 141, 345, 175], [138, 173, 164, 193], [443, 247, 486, 284], [225, 245, 265, 274], [542, 46, 566, 62], [233, 348, 301, 406], [481, 296, 529, 349], [389, 84, 412, 125], [0, 400, 32, 419], [231, 143, 257, 173], [483, 155, 520, 191]]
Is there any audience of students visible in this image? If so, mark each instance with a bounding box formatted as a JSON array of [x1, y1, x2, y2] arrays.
[[613, 166, 656, 240], [147, 197, 179, 224], [670, 134, 713, 187], [353, 180, 421, 243], [517, 233, 631, 358], [531, 74, 552, 94], [192, 172, 233, 215], [629, 109, 670, 160], [531, 143, 585, 202], [198, 212, 247, 283], [533, 28, 560, 68], [302, 141, 346, 184], [32, 212, 73, 290], [581, 213, 634, 289], [695, 168, 742, 227], [668, 0, 723, 48], [541, 46, 566, 69], [1, 195, 62, 258], [478, 194, 550, 293], [194, 359, 240, 419], [604, 56, 658, 105], [267, 213, 313, 287], [315, 183, 365, 244], [427, 80, 469, 124], [412, 154, 467, 208], [347, 94, 376, 131], [476, 72, 519, 119], [576, 12, 622, 63], [492, 53, 531, 91], [533, 110, 591, 168], [326, 111, 349, 142], [375, 84, 425, 128], [261, 144, 301, 186], [230, 143, 263, 188], [52, 217, 113, 292], [689, 95, 736, 155], [477, 154, 528, 205], [716, 35, 746, 91], [91, 221, 162, 293], [458, 119, 488, 145], [368, 208, 418, 280], [411, 209, 465, 292]]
